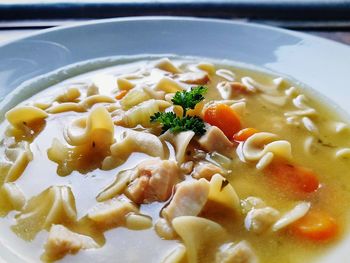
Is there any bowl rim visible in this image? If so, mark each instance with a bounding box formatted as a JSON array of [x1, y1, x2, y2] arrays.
[[0, 16, 350, 263], [1, 16, 349, 50]]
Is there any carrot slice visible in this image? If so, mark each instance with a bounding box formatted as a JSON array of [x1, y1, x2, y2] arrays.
[[204, 104, 241, 138], [233, 128, 258, 142], [265, 162, 319, 194], [290, 210, 338, 241], [115, 90, 128, 100]]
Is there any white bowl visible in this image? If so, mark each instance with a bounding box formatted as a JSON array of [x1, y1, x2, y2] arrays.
[[0, 17, 349, 263]]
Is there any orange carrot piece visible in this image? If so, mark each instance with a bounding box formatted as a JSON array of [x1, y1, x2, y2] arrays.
[[233, 128, 259, 142], [290, 210, 338, 241], [265, 162, 319, 194], [204, 103, 241, 138], [115, 90, 128, 100], [230, 82, 250, 94]]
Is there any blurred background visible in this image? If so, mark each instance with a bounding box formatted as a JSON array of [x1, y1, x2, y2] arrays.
[[0, 0, 349, 44]]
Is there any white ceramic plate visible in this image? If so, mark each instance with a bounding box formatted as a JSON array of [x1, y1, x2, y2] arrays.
[[0, 16, 349, 263]]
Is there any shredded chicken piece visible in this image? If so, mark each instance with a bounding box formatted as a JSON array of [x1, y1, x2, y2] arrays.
[[125, 176, 150, 204], [125, 159, 179, 204], [217, 81, 251, 100], [198, 126, 234, 157], [244, 207, 280, 234], [192, 161, 224, 180], [43, 225, 98, 261], [241, 196, 266, 214], [177, 71, 209, 85], [162, 179, 209, 221], [216, 241, 258, 263], [88, 198, 137, 229], [229, 82, 252, 95]]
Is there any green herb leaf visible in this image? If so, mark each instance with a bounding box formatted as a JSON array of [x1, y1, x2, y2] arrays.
[[150, 112, 206, 136], [150, 112, 178, 134], [150, 86, 207, 136], [172, 86, 207, 116], [171, 115, 206, 135]]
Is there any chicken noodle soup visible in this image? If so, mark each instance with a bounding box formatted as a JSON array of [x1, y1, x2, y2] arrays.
[[0, 57, 350, 263]]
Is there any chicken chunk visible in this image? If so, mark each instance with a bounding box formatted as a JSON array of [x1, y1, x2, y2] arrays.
[[241, 196, 266, 214], [244, 207, 280, 234], [224, 82, 252, 97], [192, 161, 224, 180], [177, 71, 209, 85], [125, 159, 179, 204], [216, 241, 258, 263], [88, 198, 137, 229], [162, 179, 209, 221], [125, 176, 150, 204], [198, 126, 234, 157], [43, 224, 98, 261]]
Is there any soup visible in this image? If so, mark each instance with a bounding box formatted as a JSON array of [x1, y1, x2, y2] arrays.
[[0, 58, 350, 263]]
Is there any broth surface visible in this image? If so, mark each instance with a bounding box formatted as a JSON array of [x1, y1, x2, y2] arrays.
[[0, 58, 350, 263]]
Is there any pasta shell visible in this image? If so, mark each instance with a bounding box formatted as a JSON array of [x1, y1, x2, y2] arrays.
[[160, 130, 195, 164], [155, 58, 182, 74], [216, 69, 235, 81], [208, 174, 240, 212], [0, 182, 26, 216], [2, 141, 32, 182], [155, 77, 185, 93], [47, 102, 85, 114], [65, 106, 114, 147], [242, 132, 292, 161], [6, 106, 48, 128], [161, 245, 186, 263], [117, 78, 135, 91], [172, 216, 226, 263], [272, 202, 311, 232], [110, 129, 165, 160], [12, 186, 77, 241]]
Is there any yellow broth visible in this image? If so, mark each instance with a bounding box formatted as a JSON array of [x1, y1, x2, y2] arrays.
[[0, 58, 349, 263]]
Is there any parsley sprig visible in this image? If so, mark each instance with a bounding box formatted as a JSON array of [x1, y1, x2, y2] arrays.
[[172, 85, 207, 117], [150, 86, 207, 135]]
